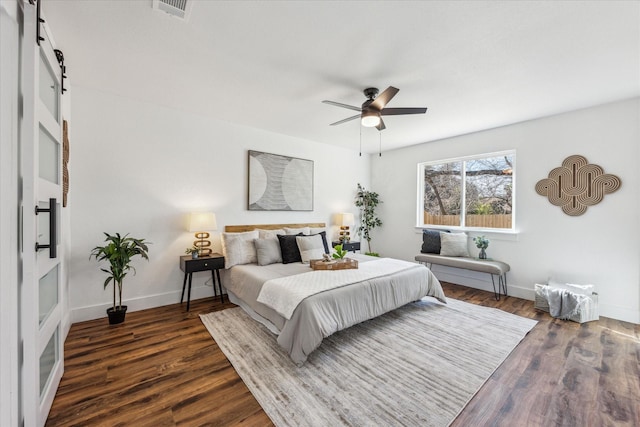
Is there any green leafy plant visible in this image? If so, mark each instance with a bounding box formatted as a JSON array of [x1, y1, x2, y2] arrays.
[[473, 235, 490, 249], [185, 246, 199, 255], [90, 232, 150, 312], [355, 183, 382, 254], [332, 244, 348, 260], [469, 202, 494, 215]]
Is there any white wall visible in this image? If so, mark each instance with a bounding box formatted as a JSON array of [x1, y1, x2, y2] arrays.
[[371, 98, 640, 323], [63, 87, 640, 324], [68, 86, 369, 321]]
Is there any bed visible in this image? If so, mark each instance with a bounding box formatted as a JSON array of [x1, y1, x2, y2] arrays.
[[222, 223, 447, 365]]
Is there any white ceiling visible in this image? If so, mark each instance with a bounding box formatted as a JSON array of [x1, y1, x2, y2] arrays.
[[43, 1, 640, 154]]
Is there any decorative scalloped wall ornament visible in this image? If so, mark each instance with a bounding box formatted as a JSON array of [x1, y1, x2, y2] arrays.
[[535, 155, 621, 216]]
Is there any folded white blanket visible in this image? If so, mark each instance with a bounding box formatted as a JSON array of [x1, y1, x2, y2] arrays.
[[257, 258, 423, 320]]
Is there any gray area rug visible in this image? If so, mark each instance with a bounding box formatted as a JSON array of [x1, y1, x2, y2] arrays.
[[200, 298, 537, 427]]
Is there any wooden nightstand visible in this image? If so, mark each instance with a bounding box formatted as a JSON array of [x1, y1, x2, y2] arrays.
[[180, 253, 225, 311], [331, 241, 361, 253]]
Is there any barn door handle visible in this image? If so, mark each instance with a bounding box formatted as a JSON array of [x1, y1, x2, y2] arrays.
[[35, 198, 57, 259]]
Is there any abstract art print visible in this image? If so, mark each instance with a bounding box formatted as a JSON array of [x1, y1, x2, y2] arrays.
[[248, 150, 314, 211]]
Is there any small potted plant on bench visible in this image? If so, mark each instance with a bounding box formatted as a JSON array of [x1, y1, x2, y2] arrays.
[[473, 235, 490, 259]]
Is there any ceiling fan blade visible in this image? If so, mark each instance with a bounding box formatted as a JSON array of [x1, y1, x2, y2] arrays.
[[329, 114, 360, 126], [376, 118, 386, 131], [380, 107, 428, 116], [322, 100, 362, 112], [369, 86, 399, 110]]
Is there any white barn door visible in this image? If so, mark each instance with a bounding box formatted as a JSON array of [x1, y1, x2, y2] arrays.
[[20, 1, 65, 425]]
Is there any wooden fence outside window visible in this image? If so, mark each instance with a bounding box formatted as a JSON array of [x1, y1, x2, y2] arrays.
[[423, 213, 512, 229]]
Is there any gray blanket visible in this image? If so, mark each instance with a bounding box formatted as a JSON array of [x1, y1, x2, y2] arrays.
[[540, 286, 588, 319]]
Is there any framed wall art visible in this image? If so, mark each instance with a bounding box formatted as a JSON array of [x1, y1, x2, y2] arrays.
[[248, 150, 314, 211]]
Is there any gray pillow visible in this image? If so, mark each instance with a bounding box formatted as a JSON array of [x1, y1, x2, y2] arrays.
[[284, 227, 310, 235], [220, 230, 259, 268], [439, 232, 469, 257], [257, 228, 285, 240], [254, 238, 282, 266]]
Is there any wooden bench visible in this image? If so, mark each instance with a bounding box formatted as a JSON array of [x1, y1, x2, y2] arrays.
[[415, 254, 510, 300]]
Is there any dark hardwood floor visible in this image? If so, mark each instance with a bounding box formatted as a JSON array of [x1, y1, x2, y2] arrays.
[[46, 283, 639, 426]]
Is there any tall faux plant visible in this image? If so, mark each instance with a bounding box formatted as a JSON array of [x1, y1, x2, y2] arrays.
[[355, 183, 383, 255], [90, 232, 150, 312]]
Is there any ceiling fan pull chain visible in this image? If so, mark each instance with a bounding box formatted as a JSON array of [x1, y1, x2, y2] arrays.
[[359, 125, 362, 156], [379, 132, 382, 157]]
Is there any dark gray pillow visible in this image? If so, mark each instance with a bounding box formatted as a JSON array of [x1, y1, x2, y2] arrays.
[[278, 233, 303, 264], [421, 229, 448, 254]]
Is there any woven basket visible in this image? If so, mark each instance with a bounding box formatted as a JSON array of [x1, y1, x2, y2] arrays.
[[534, 283, 599, 323]]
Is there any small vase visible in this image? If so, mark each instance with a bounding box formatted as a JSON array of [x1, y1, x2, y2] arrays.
[[191, 252, 199, 259], [479, 248, 487, 259]]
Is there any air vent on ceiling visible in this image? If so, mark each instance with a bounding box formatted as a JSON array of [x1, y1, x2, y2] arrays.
[[152, 0, 192, 21]]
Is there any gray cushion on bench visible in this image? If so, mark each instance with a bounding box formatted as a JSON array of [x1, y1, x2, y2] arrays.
[[415, 254, 510, 276]]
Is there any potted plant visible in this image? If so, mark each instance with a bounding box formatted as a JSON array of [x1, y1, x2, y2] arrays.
[[355, 183, 382, 256], [185, 246, 199, 259], [90, 232, 150, 324], [473, 235, 490, 259], [332, 244, 348, 260]]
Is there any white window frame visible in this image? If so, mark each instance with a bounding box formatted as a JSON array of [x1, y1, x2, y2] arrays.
[[416, 150, 516, 233]]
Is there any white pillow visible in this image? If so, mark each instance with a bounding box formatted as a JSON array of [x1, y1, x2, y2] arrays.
[[254, 238, 282, 266], [296, 235, 325, 264], [310, 227, 326, 235], [257, 228, 285, 240], [439, 232, 469, 257], [220, 230, 259, 268], [285, 227, 310, 235]]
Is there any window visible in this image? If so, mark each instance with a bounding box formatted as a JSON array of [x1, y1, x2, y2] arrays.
[[418, 151, 514, 230]]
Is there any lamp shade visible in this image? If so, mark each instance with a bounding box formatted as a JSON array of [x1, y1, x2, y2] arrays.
[[339, 213, 355, 227], [188, 212, 217, 232], [361, 110, 381, 127]]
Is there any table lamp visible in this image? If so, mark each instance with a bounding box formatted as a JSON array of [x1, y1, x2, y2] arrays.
[[188, 212, 217, 257], [338, 213, 354, 243]]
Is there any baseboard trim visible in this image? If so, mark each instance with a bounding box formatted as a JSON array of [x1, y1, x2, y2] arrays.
[[433, 268, 639, 324], [71, 284, 221, 323]]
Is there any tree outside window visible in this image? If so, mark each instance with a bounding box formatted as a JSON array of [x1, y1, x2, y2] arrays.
[[419, 152, 514, 230]]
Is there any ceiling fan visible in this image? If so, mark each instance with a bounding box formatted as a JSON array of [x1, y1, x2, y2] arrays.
[[322, 86, 427, 131]]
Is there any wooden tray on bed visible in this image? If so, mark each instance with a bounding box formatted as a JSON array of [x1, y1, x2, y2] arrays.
[[310, 258, 358, 271]]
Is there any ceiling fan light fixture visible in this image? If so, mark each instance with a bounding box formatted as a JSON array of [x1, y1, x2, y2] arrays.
[[361, 110, 380, 127], [323, 85, 427, 132]]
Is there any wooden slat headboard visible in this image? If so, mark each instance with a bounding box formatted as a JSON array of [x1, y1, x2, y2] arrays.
[[224, 223, 326, 233]]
